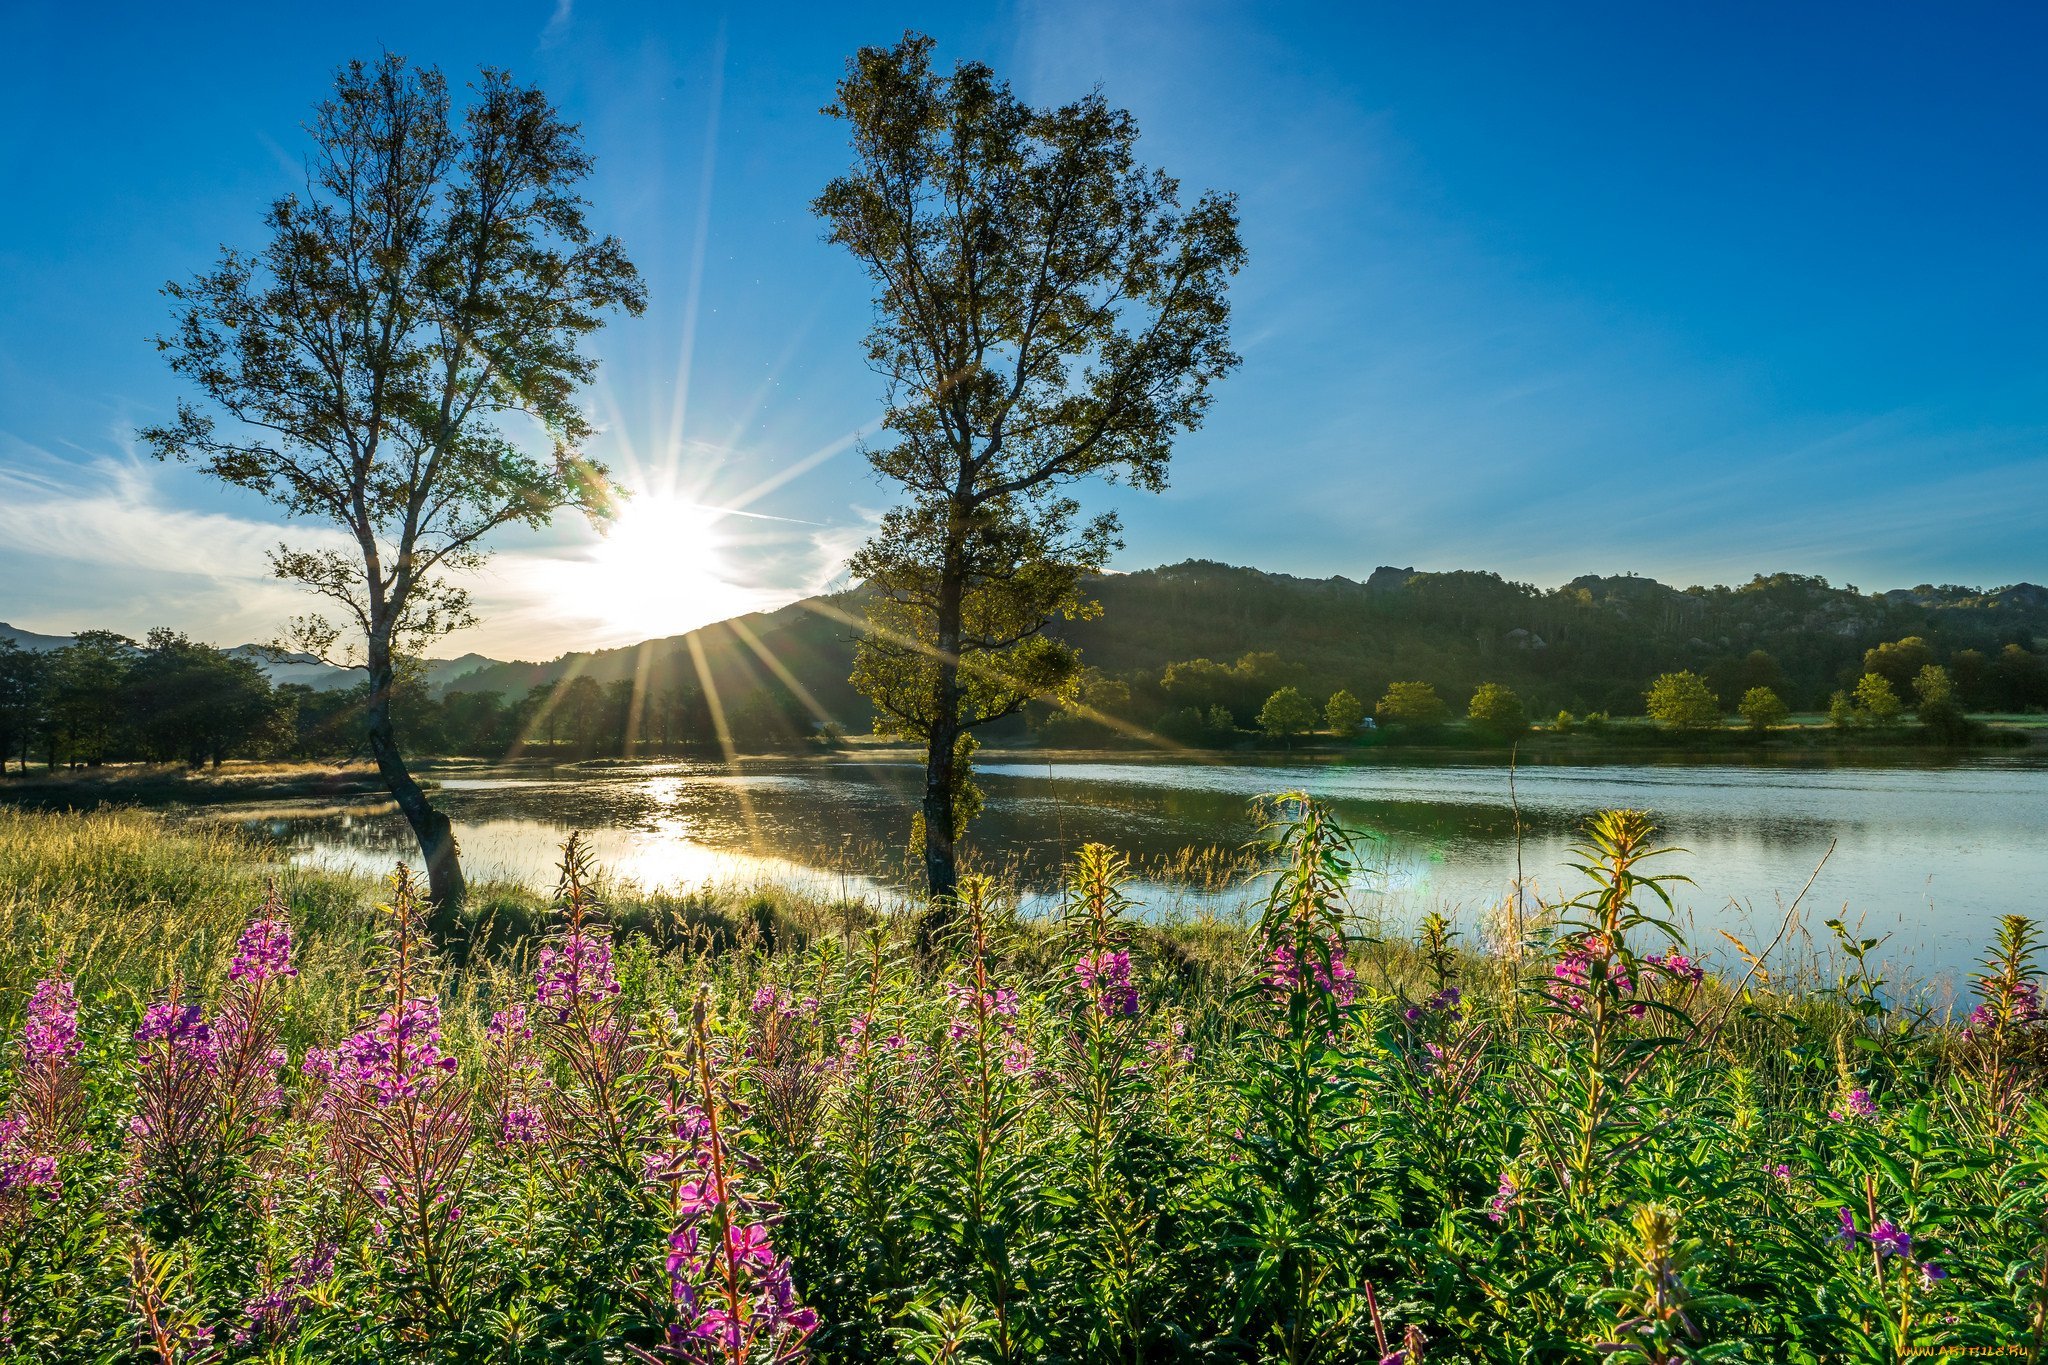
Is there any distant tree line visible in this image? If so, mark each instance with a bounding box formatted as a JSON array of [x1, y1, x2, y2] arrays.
[[1027, 628, 2048, 749], [0, 633, 825, 774]]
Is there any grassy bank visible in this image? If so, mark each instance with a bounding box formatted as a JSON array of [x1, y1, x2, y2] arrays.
[[0, 805, 2038, 1361]]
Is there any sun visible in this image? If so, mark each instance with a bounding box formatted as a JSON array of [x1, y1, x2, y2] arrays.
[[582, 493, 744, 639]]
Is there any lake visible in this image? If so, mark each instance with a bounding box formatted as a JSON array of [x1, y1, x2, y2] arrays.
[[214, 751, 2048, 987]]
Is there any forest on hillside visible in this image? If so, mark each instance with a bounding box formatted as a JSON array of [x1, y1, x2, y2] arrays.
[[3, 562, 2045, 768]]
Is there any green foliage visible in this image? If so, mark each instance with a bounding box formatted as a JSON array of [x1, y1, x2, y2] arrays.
[[1828, 689, 1858, 728], [1854, 672, 1904, 726], [1256, 686, 1319, 742], [140, 54, 644, 907], [1466, 681, 1528, 740], [1375, 680, 1448, 729], [1643, 670, 1722, 731], [818, 33, 1244, 898], [1738, 685, 1790, 731], [1863, 636, 1934, 692], [1322, 688, 1366, 737], [2, 805, 2045, 1358], [1913, 664, 1970, 741]]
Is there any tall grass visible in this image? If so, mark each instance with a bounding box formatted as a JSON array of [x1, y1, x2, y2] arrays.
[[0, 803, 2039, 1361]]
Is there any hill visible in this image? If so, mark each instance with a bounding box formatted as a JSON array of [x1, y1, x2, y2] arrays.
[[439, 561, 2048, 742]]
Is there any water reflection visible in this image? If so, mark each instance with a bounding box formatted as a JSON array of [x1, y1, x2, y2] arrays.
[[212, 752, 2048, 982]]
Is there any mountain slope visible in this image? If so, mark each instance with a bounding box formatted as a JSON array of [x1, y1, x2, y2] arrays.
[[444, 561, 2048, 725]]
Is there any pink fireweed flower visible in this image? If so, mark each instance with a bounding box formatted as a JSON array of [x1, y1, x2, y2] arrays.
[[228, 917, 297, 985], [1870, 1219, 1912, 1260], [1264, 937, 1359, 1006], [0, 1117, 61, 1199], [487, 1006, 532, 1041], [1488, 1171, 1520, 1223], [330, 997, 458, 1106], [727, 1222, 776, 1267], [1653, 952, 1706, 985], [500, 1104, 546, 1146], [1829, 1088, 1878, 1122], [134, 999, 216, 1062], [23, 977, 81, 1062], [1075, 950, 1140, 1018], [534, 929, 621, 1020]]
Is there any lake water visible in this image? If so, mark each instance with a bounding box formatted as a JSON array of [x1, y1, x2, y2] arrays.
[[216, 752, 2048, 987]]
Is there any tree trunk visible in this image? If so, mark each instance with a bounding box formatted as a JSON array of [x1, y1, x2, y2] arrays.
[[920, 533, 968, 911], [366, 649, 465, 910]]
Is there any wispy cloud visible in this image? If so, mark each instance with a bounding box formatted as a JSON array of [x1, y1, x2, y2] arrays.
[[0, 436, 872, 658], [540, 0, 574, 48]]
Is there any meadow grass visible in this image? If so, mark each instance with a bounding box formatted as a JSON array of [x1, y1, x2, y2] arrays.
[[1, 803, 2040, 1362]]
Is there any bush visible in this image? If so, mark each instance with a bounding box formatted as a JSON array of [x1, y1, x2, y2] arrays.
[[1258, 686, 1319, 743], [1855, 672, 1904, 726], [1738, 686, 1789, 731], [1375, 680, 1448, 729], [1644, 671, 1722, 731], [1467, 682, 1528, 741]]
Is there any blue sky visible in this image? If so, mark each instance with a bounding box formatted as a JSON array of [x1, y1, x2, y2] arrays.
[[2, 0, 2042, 658]]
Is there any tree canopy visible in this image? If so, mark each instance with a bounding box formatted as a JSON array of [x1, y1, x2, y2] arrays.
[[142, 54, 643, 905], [817, 32, 1244, 902]]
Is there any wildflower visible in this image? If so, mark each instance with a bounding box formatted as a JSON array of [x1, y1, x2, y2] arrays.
[[1837, 1208, 1861, 1250], [1830, 1088, 1878, 1122], [1870, 1219, 1912, 1260], [534, 929, 622, 1020], [1075, 949, 1140, 1018], [1264, 937, 1358, 1006], [23, 978, 81, 1062], [1654, 951, 1706, 985], [1921, 1262, 1947, 1288], [500, 1104, 546, 1146], [228, 917, 297, 985], [487, 1006, 532, 1041], [330, 997, 458, 1106], [727, 1222, 776, 1267], [1488, 1171, 1520, 1223], [1770, 1163, 1792, 1182], [134, 999, 217, 1063], [0, 1118, 60, 1198], [1002, 1035, 1035, 1075]]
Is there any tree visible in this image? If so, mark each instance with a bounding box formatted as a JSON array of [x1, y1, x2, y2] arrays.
[[1827, 690, 1858, 728], [1913, 663, 1967, 740], [1862, 637, 1934, 692], [1258, 687, 1318, 745], [1738, 686, 1789, 732], [0, 641, 48, 774], [143, 55, 644, 906], [1376, 681, 1448, 729], [1466, 682, 1528, 741], [1644, 671, 1721, 731], [1323, 688, 1366, 737], [1854, 672, 1903, 726], [136, 631, 286, 766], [817, 34, 1244, 905], [47, 632, 136, 767]]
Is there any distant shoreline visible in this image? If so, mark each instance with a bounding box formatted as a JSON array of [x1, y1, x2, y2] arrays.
[[1, 724, 2040, 813]]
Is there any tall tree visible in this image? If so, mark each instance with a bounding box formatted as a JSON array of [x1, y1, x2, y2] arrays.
[[816, 33, 1244, 903], [0, 641, 48, 774], [48, 632, 136, 768], [143, 55, 644, 906]]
